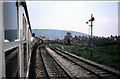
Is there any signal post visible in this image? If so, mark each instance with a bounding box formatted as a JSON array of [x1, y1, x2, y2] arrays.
[[86, 14, 95, 57]]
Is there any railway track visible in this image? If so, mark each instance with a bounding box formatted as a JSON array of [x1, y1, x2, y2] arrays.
[[40, 46, 72, 79], [35, 46, 49, 78], [29, 45, 48, 79], [49, 47, 120, 79], [29, 45, 72, 79]]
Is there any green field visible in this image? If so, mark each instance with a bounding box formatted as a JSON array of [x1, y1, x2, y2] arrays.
[[50, 43, 120, 71]]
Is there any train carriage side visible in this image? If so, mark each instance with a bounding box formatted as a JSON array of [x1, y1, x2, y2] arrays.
[[0, 1, 34, 78]]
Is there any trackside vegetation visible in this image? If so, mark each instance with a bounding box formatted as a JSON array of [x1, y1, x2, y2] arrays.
[[50, 43, 120, 71]]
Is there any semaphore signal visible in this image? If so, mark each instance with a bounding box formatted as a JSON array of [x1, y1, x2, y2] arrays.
[[86, 14, 95, 57], [86, 16, 95, 24]]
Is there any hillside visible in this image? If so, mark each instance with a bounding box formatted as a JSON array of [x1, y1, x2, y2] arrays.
[[32, 29, 89, 39]]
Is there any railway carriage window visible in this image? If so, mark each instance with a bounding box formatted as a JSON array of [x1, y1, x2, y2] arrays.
[[4, 2, 17, 42], [5, 47, 19, 78]]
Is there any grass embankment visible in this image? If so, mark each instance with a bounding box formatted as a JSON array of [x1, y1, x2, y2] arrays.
[[50, 43, 120, 71]]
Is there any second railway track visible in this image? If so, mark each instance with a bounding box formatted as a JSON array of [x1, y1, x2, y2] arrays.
[[49, 46, 120, 79]]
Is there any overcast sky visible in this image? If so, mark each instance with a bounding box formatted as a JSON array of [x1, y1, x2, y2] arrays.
[[26, 1, 118, 37]]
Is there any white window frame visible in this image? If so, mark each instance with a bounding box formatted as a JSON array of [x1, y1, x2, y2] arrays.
[[0, 2, 33, 78], [0, 2, 6, 78]]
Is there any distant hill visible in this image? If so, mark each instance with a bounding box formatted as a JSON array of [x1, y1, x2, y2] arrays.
[[32, 29, 89, 39]]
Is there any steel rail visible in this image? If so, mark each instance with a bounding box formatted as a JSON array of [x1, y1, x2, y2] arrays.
[[40, 46, 72, 79], [39, 47, 50, 79], [49, 47, 103, 79], [45, 47, 72, 79], [54, 47, 120, 77], [50, 47, 120, 79]]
